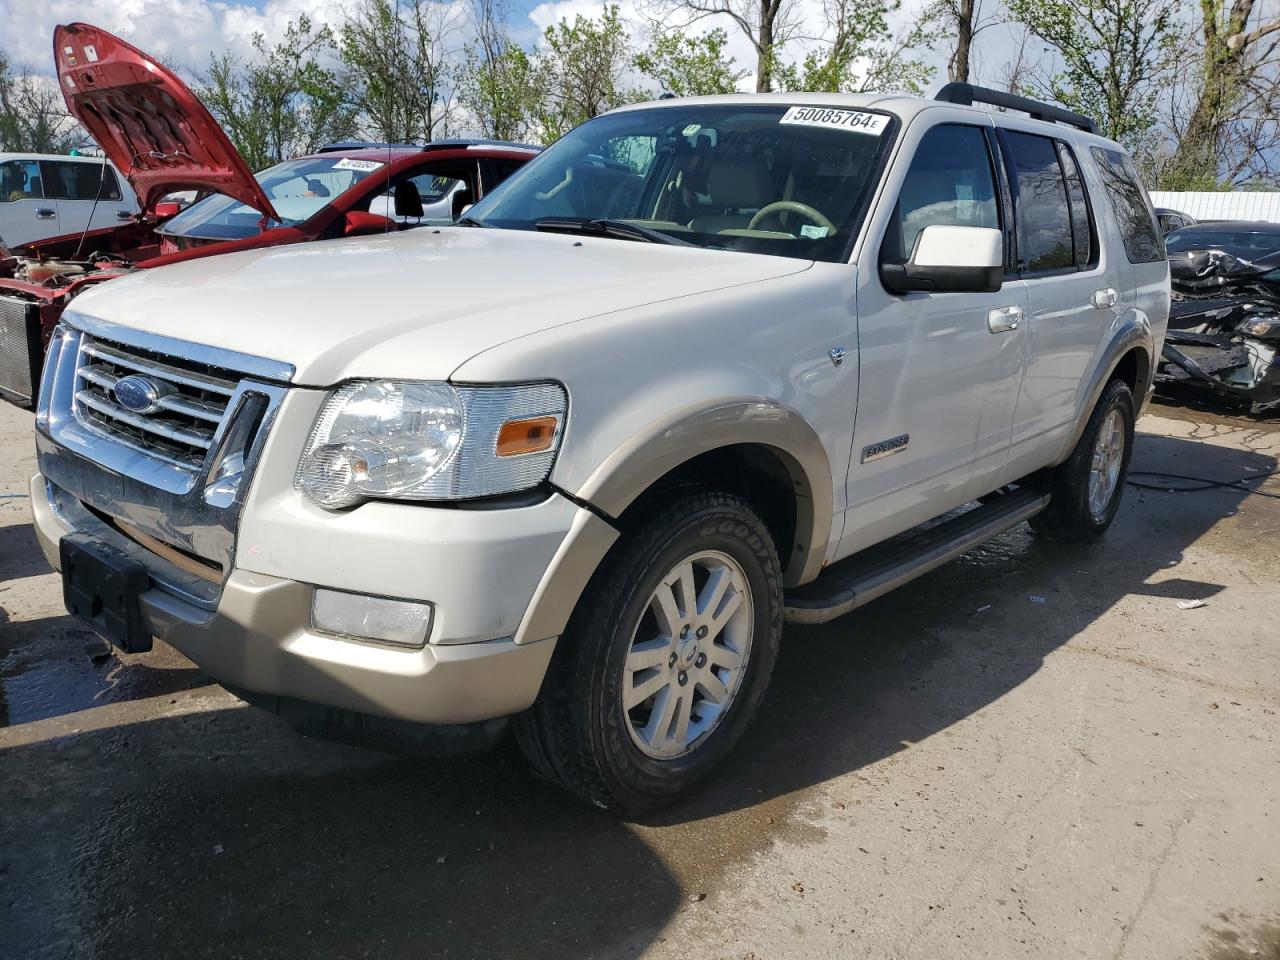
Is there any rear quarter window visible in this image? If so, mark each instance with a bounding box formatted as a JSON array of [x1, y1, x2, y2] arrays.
[[1089, 147, 1164, 263]]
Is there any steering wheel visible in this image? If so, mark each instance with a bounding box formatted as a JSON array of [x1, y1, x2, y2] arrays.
[[748, 201, 836, 235]]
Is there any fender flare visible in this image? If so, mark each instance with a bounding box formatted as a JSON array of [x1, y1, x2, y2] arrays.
[[1056, 318, 1154, 464], [512, 398, 834, 646], [577, 397, 834, 586]]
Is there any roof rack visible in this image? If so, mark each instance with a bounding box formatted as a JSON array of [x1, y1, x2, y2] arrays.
[[421, 138, 543, 153], [316, 141, 419, 153], [934, 82, 1098, 135]]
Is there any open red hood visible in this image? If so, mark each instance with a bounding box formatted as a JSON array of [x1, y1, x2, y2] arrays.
[[54, 23, 279, 221]]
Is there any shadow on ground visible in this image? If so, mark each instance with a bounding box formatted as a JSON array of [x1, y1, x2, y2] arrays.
[[0, 431, 1275, 959]]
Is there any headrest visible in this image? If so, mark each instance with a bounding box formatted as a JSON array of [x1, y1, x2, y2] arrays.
[[707, 158, 769, 209]]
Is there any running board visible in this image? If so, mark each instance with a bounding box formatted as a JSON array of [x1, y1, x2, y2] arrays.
[[784, 489, 1050, 624]]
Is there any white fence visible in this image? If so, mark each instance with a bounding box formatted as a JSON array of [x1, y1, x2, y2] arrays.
[[1148, 191, 1280, 223]]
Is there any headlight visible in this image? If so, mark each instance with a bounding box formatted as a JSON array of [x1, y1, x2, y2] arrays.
[[1239, 316, 1275, 338], [296, 380, 566, 508]]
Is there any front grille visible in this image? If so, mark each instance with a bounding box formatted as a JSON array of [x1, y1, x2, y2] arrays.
[[0, 295, 41, 404], [72, 335, 240, 470]]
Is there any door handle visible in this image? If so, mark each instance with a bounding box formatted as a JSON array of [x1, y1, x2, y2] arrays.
[[115, 210, 134, 221], [35, 208, 56, 220], [1091, 288, 1119, 309], [987, 305, 1022, 333]]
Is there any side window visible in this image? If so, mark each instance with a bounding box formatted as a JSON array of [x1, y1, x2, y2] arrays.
[[883, 123, 1000, 262], [410, 172, 464, 203], [493, 160, 525, 186], [368, 163, 476, 221], [1090, 147, 1164, 263], [40, 161, 123, 201], [0, 159, 43, 202], [1056, 142, 1095, 269], [1004, 131, 1073, 273]]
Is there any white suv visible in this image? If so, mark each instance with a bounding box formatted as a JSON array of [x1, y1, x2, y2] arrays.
[[30, 85, 1169, 810], [0, 152, 138, 247]]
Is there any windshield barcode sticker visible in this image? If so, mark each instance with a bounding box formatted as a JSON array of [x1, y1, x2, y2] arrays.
[[780, 107, 888, 135], [333, 158, 385, 172]]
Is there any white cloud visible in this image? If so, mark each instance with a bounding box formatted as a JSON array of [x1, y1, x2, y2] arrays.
[[4, 0, 956, 93], [0, 0, 351, 73]]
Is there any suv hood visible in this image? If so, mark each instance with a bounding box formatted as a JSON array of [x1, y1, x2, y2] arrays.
[[54, 22, 278, 220], [68, 227, 811, 384]]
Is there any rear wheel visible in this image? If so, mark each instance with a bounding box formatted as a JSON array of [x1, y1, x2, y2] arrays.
[[515, 490, 782, 812], [1031, 378, 1135, 540]]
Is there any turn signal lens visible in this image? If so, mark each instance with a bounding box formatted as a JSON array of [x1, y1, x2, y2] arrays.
[[496, 416, 559, 457]]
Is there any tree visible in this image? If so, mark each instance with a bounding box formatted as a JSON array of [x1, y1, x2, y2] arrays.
[[644, 0, 803, 92], [0, 50, 87, 153], [1008, 0, 1179, 144], [772, 0, 939, 94], [339, 0, 461, 144], [458, 0, 543, 141], [1164, 0, 1280, 188], [536, 6, 645, 140], [931, 0, 1000, 83], [633, 28, 746, 96], [197, 17, 356, 170]]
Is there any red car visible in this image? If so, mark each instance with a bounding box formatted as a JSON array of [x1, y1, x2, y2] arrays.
[[0, 21, 538, 405]]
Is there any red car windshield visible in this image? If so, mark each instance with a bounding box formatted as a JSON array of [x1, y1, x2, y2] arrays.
[[159, 156, 389, 240]]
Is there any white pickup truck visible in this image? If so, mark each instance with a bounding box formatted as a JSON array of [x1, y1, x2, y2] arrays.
[[31, 85, 1169, 811]]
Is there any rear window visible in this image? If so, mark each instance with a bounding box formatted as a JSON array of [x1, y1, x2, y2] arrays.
[[1089, 147, 1163, 263], [1164, 229, 1280, 260]]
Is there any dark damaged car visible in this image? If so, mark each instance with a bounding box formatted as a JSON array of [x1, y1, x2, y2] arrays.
[[1155, 221, 1280, 414], [0, 22, 537, 406]]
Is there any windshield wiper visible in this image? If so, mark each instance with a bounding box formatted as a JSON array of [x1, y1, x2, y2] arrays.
[[455, 215, 487, 228], [534, 217, 693, 246]]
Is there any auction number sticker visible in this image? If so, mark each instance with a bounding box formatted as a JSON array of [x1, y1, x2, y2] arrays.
[[780, 106, 888, 135], [333, 158, 385, 172]]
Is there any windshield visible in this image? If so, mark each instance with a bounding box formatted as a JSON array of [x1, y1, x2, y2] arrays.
[[1166, 229, 1280, 261], [159, 156, 387, 240], [465, 104, 896, 262]]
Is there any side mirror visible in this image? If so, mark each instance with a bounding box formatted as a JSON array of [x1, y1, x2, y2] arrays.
[[343, 210, 397, 237], [881, 224, 1004, 294], [153, 201, 182, 219]]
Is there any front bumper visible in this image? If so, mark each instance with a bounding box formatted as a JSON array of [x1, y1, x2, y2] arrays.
[[1156, 332, 1280, 411], [32, 471, 576, 725]]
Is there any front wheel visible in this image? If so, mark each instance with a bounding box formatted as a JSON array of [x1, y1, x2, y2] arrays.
[[515, 490, 782, 812], [1031, 377, 1136, 540]]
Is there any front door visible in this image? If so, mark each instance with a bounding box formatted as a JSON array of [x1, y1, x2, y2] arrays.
[[0, 158, 58, 246], [839, 119, 1029, 556], [367, 161, 482, 225]]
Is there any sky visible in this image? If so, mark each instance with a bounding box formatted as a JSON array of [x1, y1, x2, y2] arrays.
[[0, 0, 954, 92]]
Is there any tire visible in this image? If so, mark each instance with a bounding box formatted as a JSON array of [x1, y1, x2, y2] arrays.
[[1030, 377, 1136, 541], [515, 489, 783, 813]]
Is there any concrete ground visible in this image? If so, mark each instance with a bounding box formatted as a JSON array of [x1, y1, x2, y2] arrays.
[[1, 396, 1278, 960]]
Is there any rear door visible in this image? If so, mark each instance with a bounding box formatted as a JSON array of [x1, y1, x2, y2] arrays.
[[0, 158, 58, 245], [999, 127, 1120, 476], [1088, 147, 1170, 355], [39, 160, 135, 236]]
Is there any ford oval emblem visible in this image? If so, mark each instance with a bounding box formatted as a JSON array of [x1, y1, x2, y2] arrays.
[[113, 374, 163, 414]]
